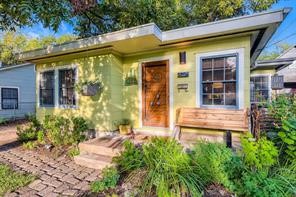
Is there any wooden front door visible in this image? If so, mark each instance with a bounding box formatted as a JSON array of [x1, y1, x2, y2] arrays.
[[142, 60, 169, 127]]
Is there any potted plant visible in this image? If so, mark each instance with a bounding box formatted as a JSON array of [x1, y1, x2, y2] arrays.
[[118, 119, 132, 135], [75, 80, 102, 96]]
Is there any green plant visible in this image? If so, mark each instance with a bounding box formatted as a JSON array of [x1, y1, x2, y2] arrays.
[[268, 94, 296, 121], [0, 117, 6, 125], [23, 141, 38, 150], [113, 140, 144, 174], [37, 130, 45, 144], [91, 167, 120, 193], [278, 118, 296, 160], [71, 116, 87, 144], [68, 146, 80, 158], [17, 116, 41, 142], [240, 134, 278, 170], [190, 141, 233, 187], [0, 164, 35, 195], [134, 137, 202, 196]]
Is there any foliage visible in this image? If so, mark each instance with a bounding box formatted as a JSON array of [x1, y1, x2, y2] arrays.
[[67, 146, 80, 158], [43, 115, 87, 147], [125, 137, 203, 196], [240, 134, 278, 170], [278, 118, 296, 160], [75, 0, 276, 37], [37, 130, 45, 144], [91, 167, 120, 193], [16, 116, 41, 142], [0, 117, 6, 125], [0, 164, 35, 195], [258, 43, 292, 60], [23, 141, 38, 150], [268, 94, 296, 122], [190, 141, 233, 187], [0, 32, 76, 64], [113, 140, 144, 174]]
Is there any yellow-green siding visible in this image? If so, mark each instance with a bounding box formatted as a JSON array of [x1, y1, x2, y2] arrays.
[[35, 35, 251, 136]]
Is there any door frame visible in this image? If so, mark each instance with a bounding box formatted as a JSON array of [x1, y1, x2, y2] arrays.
[[138, 56, 174, 130]]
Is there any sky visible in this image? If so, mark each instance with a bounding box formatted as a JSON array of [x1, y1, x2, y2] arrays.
[[16, 0, 296, 53]]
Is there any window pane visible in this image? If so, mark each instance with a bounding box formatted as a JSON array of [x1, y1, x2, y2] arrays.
[[225, 93, 236, 105], [213, 58, 224, 69], [213, 69, 224, 81], [213, 94, 224, 105], [202, 59, 212, 70], [225, 69, 236, 80], [59, 69, 76, 106], [203, 83, 212, 94], [1, 88, 18, 109], [225, 82, 236, 93], [203, 94, 212, 105], [202, 70, 212, 81], [250, 76, 269, 103], [40, 71, 54, 106], [225, 56, 236, 69], [213, 82, 223, 93]]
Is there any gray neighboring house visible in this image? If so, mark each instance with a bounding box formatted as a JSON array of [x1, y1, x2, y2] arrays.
[[0, 62, 36, 120]]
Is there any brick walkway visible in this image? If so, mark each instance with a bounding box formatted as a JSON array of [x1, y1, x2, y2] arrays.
[[0, 142, 100, 197]]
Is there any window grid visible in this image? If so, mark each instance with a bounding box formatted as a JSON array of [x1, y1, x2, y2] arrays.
[[59, 68, 76, 106], [1, 88, 18, 110], [201, 55, 237, 107], [39, 71, 55, 107], [250, 76, 269, 103]]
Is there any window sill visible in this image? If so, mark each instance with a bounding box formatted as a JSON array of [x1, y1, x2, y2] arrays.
[[200, 105, 238, 110]]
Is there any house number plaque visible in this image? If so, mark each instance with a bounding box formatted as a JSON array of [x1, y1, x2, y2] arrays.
[[177, 72, 189, 78]]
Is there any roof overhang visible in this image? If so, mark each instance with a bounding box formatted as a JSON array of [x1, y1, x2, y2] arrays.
[[18, 8, 290, 65], [0, 63, 34, 71], [252, 57, 296, 70]]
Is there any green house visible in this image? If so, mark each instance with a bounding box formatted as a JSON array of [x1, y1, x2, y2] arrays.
[[19, 9, 289, 144]]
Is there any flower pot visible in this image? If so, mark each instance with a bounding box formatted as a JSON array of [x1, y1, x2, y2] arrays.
[[119, 125, 132, 135], [81, 83, 100, 96]]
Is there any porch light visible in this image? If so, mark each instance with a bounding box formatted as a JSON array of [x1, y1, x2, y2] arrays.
[[179, 51, 186, 64]]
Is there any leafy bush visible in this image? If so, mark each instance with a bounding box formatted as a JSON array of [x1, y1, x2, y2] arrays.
[[240, 134, 278, 170], [278, 118, 296, 160], [71, 116, 88, 143], [91, 167, 120, 192], [67, 146, 80, 158], [124, 137, 203, 196], [23, 141, 38, 150], [268, 94, 296, 121], [113, 140, 144, 174], [17, 116, 42, 142], [190, 141, 232, 187]]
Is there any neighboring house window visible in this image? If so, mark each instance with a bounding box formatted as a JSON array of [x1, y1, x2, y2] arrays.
[[250, 76, 269, 103], [1, 88, 18, 110], [59, 68, 76, 106], [201, 55, 237, 107], [40, 71, 55, 106]]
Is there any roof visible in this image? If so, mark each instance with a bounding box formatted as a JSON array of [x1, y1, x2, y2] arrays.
[[277, 45, 296, 59], [0, 63, 34, 72], [18, 8, 290, 65]]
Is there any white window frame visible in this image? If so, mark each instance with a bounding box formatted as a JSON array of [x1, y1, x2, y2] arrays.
[[0, 86, 20, 111], [196, 48, 245, 109], [37, 65, 78, 109], [250, 74, 272, 103]]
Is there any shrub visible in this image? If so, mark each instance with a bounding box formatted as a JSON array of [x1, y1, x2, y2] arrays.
[[135, 137, 202, 196], [190, 141, 233, 187], [70, 116, 87, 143], [240, 134, 278, 170], [17, 116, 41, 142], [113, 140, 144, 174], [278, 118, 296, 160], [23, 141, 38, 150], [268, 94, 296, 121], [91, 167, 120, 193], [67, 146, 80, 158]]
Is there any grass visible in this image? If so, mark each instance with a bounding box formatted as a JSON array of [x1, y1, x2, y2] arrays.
[[0, 164, 35, 195]]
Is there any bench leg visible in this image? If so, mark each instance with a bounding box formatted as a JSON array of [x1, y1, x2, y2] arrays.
[[172, 126, 181, 140], [226, 130, 232, 148]]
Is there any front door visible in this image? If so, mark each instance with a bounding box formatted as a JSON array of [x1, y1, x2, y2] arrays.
[[142, 60, 169, 127]]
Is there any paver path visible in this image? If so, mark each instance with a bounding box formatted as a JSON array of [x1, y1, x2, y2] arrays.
[[0, 142, 100, 196]]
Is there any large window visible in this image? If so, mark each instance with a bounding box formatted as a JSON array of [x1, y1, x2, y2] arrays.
[[250, 76, 269, 103], [59, 68, 76, 106], [39, 71, 55, 106], [201, 55, 237, 107], [1, 88, 18, 109]]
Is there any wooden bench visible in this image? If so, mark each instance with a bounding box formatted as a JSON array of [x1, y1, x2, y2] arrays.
[[173, 107, 249, 147]]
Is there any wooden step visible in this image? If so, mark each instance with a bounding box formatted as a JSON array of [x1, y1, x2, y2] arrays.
[[79, 137, 124, 157], [74, 153, 113, 170]]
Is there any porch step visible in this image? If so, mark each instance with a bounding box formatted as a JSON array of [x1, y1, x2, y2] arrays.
[[78, 136, 126, 157], [74, 153, 113, 170]]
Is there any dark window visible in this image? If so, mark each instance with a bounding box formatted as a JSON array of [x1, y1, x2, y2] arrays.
[[1, 88, 18, 109], [201, 55, 237, 106], [250, 76, 269, 103], [59, 69, 76, 106], [40, 71, 55, 106]]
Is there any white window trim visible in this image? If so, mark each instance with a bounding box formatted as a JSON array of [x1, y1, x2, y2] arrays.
[[37, 64, 79, 109], [196, 48, 245, 109], [250, 74, 272, 103], [0, 86, 20, 111], [138, 55, 174, 130]]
